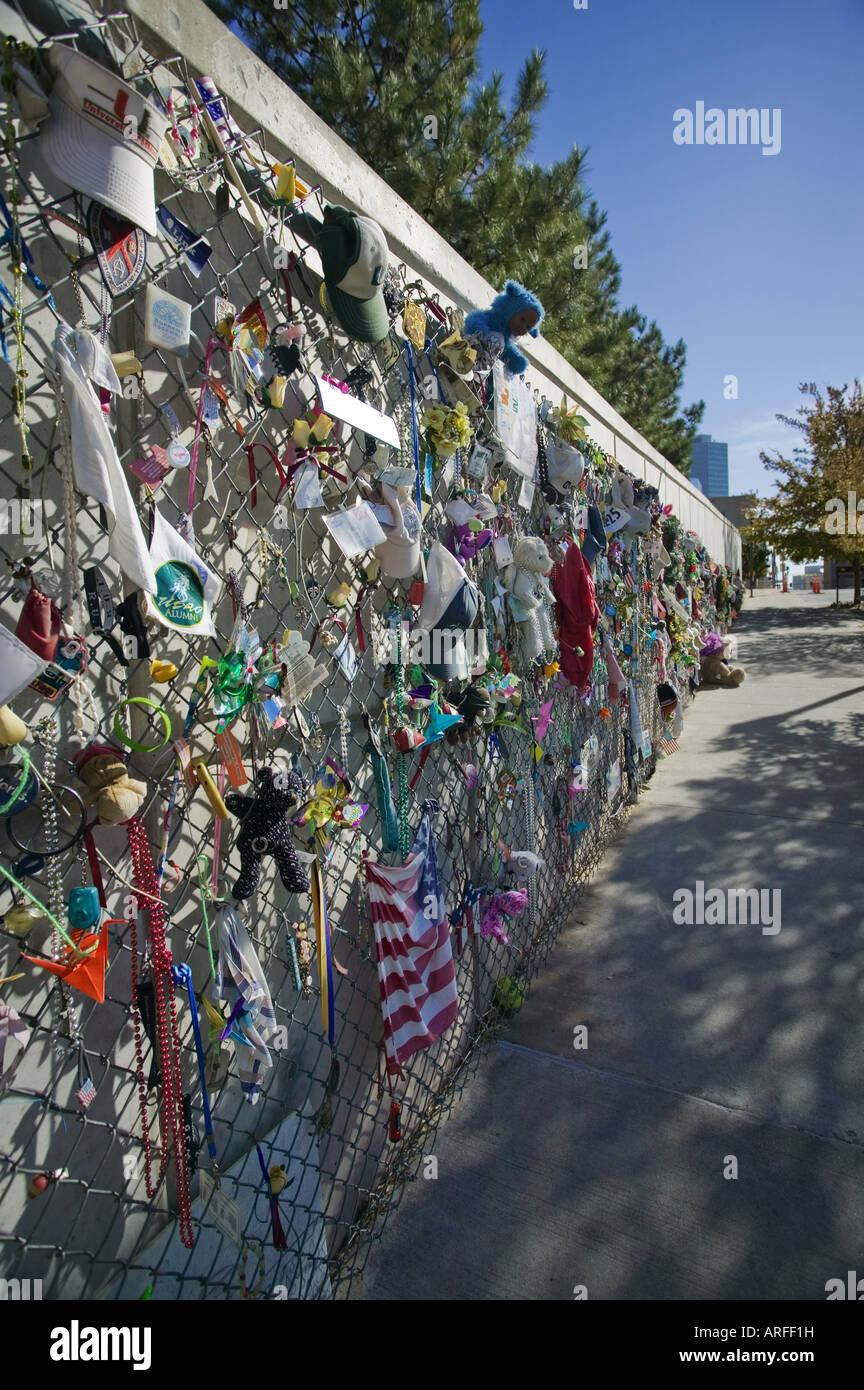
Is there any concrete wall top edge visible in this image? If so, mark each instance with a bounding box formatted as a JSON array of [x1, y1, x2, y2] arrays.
[[118, 0, 736, 560]]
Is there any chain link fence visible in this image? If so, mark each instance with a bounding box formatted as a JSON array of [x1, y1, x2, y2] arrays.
[[0, 0, 730, 1301]]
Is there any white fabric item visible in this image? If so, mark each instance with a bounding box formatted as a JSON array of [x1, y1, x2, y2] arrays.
[[143, 507, 220, 637], [417, 540, 478, 630], [628, 678, 646, 753], [54, 322, 156, 593]]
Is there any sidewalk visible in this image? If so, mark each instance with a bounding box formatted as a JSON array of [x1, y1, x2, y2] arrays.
[[355, 593, 864, 1300]]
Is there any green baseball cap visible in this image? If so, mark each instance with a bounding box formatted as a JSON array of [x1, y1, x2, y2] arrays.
[[291, 204, 390, 343]]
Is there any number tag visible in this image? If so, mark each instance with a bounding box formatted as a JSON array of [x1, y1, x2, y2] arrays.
[[602, 504, 630, 535]]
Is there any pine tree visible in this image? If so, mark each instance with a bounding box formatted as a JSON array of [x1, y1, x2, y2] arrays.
[[208, 0, 704, 472]]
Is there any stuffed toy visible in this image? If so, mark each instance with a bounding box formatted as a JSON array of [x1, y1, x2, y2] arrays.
[[73, 744, 146, 826], [502, 535, 556, 661], [225, 765, 310, 899], [445, 520, 493, 566], [479, 888, 528, 945], [699, 632, 745, 688], [500, 849, 545, 881], [464, 280, 545, 376]]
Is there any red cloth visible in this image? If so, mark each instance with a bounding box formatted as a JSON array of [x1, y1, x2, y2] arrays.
[[15, 583, 60, 663], [552, 543, 600, 690]]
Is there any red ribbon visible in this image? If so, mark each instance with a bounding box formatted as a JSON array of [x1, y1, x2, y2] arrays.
[[247, 441, 288, 508], [354, 586, 367, 652]]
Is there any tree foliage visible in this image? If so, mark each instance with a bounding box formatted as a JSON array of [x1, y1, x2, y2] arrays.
[[739, 509, 771, 595], [207, 0, 704, 472], [758, 381, 864, 602]]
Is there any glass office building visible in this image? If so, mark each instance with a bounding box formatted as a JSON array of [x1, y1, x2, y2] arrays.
[[690, 434, 729, 497]]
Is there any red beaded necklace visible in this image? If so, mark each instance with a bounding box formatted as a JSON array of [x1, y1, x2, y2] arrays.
[[127, 817, 194, 1248]]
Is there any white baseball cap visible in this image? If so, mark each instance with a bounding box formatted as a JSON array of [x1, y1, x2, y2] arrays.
[[39, 45, 168, 237], [546, 438, 585, 495]]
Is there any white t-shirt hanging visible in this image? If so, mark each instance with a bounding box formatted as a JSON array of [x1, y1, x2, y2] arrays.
[[144, 507, 220, 637]]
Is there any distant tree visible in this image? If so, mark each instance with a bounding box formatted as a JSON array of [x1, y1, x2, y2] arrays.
[[207, 0, 704, 472], [758, 382, 864, 604], [740, 505, 771, 596]]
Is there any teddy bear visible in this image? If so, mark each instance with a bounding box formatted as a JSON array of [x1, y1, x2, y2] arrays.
[[464, 280, 545, 376], [699, 632, 745, 688], [502, 535, 556, 661], [224, 765, 310, 900], [73, 744, 147, 826], [479, 887, 528, 944]]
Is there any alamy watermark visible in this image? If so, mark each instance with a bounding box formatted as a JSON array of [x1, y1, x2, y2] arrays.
[[0, 1277, 42, 1299], [50, 1322, 151, 1370], [824, 491, 864, 535], [672, 882, 781, 935], [372, 620, 487, 670], [0, 498, 43, 540], [673, 103, 781, 156]]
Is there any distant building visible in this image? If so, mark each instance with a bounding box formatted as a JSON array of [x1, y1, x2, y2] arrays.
[[712, 494, 757, 530], [823, 558, 856, 589], [691, 434, 729, 497]]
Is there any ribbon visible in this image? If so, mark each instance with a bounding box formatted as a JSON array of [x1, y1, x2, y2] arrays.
[[403, 342, 423, 515], [283, 441, 347, 487], [311, 855, 335, 1046], [187, 335, 223, 513], [255, 1144, 288, 1250], [174, 962, 218, 1171], [354, 586, 367, 653], [247, 441, 288, 509]]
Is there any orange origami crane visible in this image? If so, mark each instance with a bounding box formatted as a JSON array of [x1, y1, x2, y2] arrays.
[[22, 910, 123, 1004]]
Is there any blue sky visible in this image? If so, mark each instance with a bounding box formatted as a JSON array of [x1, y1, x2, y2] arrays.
[[476, 0, 864, 500]]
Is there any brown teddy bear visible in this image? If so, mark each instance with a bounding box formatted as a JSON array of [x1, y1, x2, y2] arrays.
[[699, 633, 745, 688], [73, 743, 147, 825]]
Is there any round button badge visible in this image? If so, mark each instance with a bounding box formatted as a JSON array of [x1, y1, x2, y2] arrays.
[[167, 441, 191, 468]]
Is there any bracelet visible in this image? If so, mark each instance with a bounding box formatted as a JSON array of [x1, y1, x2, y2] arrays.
[[6, 782, 86, 857], [112, 698, 172, 753]]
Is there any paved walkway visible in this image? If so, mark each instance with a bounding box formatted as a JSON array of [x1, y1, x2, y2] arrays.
[[355, 593, 864, 1300]]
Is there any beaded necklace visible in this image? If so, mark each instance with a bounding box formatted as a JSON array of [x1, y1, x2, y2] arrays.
[[127, 818, 194, 1248], [2, 40, 31, 498]]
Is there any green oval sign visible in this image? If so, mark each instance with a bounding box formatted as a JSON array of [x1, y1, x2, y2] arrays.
[[153, 560, 205, 629]]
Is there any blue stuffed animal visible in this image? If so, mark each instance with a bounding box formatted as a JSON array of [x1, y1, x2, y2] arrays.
[[464, 279, 545, 376]]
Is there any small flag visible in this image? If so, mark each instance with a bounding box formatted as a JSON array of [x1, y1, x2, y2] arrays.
[[658, 736, 679, 756], [75, 1077, 97, 1110]]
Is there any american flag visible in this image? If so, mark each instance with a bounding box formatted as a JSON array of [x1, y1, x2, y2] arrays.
[[658, 736, 679, 755], [365, 800, 458, 1074], [75, 1077, 97, 1110], [623, 570, 636, 591]]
